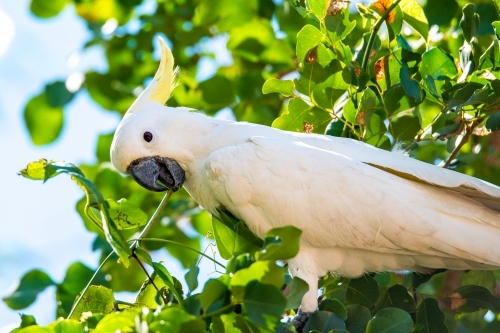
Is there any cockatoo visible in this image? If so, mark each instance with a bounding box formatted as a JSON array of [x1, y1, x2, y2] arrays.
[[111, 37, 500, 314]]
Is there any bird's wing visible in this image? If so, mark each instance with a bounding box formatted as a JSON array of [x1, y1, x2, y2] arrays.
[[202, 136, 500, 268], [295, 135, 500, 211]]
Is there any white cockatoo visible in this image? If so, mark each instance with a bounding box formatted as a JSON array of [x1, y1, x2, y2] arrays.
[[111, 38, 500, 314]]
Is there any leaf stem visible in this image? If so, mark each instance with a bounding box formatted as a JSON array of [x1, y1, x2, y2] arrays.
[[84, 206, 104, 233], [130, 188, 173, 251], [67, 251, 115, 319], [136, 237, 226, 269], [361, 0, 403, 71]]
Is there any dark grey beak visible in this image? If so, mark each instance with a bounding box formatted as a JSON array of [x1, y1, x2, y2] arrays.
[[127, 156, 185, 192]]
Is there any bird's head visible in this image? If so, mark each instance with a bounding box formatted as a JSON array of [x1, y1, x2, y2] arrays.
[[110, 37, 185, 192]]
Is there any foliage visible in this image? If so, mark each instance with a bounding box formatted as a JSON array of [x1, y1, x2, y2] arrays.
[[6, 0, 500, 332]]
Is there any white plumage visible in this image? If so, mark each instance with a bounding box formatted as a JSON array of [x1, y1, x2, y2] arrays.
[[111, 38, 500, 312]]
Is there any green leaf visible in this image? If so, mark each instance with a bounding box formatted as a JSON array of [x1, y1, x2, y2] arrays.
[[151, 307, 206, 332], [152, 262, 184, 305], [212, 210, 263, 260], [243, 280, 287, 328], [345, 275, 380, 308], [366, 307, 413, 333], [374, 285, 416, 314], [312, 60, 351, 109], [257, 226, 302, 261], [69, 285, 115, 320], [309, 0, 326, 18], [23, 93, 64, 145], [106, 198, 148, 230], [212, 313, 261, 333], [199, 75, 235, 112], [185, 264, 200, 293], [343, 96, 359, 124], [364, 110, 388, 146], [420, 48, 458, 80], [135, 274, 166, 309], [2, 269, 55, 310], [230, 261, 285, 302], [384, 84, 417, 115], [391, 114, 421, 141], [18, 327, 55, 333], [319, 298, 347, 320], [18, 314, 38, 329], [460, 4, 479, 43], [317, 43, 335, 67], [345, 305, 371, 333], [198, 278, 232, 315], [272, 97, 331, 134], [325, 118, 345, 137], [443, 83, 489, 111], [400, 62, 424, 103], [486, 112, 500, 131], [303, 311, 346, 333], [262, 79, 294, 96], [92, 310, 137, 333], [324, 7, 356, 42], [425, 75, 440, 98], [296, 25, 324, 63], [448, 285, 500, 313], [45, 81, 75, 107], [479, 40, 500, 70], [30, 0, 68, 18], [134, 247, 153, 266], [53, 319, 84, 333], [286, 277, 309, 309], [413, 298, 449, 333], [400, 0, 429, 40]]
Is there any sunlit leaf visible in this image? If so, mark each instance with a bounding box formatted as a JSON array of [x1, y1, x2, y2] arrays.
[[69, 286, 115, 320], [212, 210, 263, 260], [257, 226, 302, 261], [400, 0, 429, 40], [243, 280, 287, 328], [23, 93, 64, 146], [420, 48, 457, 80], [296, 25, 324, 63], [272, 97, 331, 134], [262, 79, 295, 96], [230, 261, 284, 302], [106, 198, 148, 230]]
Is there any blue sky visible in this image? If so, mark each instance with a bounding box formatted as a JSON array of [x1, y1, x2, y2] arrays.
[[0, 0, 202, 329]]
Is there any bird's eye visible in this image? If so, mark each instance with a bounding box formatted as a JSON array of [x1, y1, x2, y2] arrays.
[[143, 131, 153, 142]]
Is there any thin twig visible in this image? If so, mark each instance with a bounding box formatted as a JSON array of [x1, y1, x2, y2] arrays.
[[131, 253, 168, 304], [131, 188, 174, 251], [443, 119, 481, 168], [137, 237, 226, 269]]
